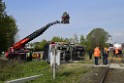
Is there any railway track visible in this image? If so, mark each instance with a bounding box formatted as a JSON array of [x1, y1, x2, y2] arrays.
[[102, 68, 124, 83], [101, 59, 124, 83], [80, 63, 124, 83]]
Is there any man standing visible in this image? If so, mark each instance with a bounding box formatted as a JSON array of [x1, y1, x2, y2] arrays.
[[102, 48, 109, 65], [94, 47, 101, 65], [89, 50, 93, 59], [115, 49, 119, 57]]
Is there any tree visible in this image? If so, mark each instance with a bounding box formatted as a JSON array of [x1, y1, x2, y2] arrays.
[[33, 42, 41, 50], [51, 36, 63, 42], [86, 28, 110, 50], [39, 39, 47, 50], [80, 35, 86, 45], [63, 38, 70, 43], [0, 0, 18, 53], [70, 33, 79, 44], [0, 0, 6, 17], [33, 39, 47, 51]]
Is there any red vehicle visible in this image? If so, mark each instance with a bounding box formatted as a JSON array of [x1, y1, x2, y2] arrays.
[[5, 13, 70, 60]]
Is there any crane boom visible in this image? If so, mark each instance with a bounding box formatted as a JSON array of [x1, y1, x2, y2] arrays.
[[6, 12, 70, 59], [13, 21, 61, 49]]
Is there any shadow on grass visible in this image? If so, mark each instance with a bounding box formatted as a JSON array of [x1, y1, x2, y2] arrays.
[[58, 71, 73, 77]]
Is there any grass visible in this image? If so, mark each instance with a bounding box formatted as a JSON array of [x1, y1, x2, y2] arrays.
[[0, 60, 50, 83], [29, 63, 91, 83], [0, 60, 91, 83]]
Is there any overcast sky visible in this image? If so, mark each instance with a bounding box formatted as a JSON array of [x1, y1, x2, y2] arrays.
[[3, 0, 124, 43]]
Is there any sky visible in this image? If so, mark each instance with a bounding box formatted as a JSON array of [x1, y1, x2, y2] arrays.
[[3, 0, 124, 43]]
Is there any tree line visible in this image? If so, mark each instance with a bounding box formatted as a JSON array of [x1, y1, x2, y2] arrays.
[[32, 28, 110, 51]]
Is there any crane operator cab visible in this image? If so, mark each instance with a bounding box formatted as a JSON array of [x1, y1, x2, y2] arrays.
[[61, 12, 70, 24]]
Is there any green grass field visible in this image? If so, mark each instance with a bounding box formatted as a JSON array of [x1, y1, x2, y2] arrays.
[[0, 60, 91, 83]]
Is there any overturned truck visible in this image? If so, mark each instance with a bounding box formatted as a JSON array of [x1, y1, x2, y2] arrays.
[[43, 42, 85, 63]]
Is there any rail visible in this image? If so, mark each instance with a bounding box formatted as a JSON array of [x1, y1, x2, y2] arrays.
[[5, 74, 43, 83]]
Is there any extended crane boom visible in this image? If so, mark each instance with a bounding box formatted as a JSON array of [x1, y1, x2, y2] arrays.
[[6, 12, 70, 59], [13, 21, 61, 50]]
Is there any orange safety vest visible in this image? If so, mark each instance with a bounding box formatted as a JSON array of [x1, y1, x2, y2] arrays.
[[104, 48, 109, 54], [115, 49, 119, 54], [94, 47, 101, 57]]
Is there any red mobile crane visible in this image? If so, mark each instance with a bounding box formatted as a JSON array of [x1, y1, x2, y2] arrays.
[[5, 12, 70, 59]]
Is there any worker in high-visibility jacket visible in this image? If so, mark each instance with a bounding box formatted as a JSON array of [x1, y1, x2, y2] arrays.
[[115, 49, 119, 57], [102, 48, 109, 65], [115, 49, 119, 63], [94, 47, 101, 65]]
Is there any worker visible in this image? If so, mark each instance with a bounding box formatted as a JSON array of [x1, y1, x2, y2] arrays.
[[88, 50, 93, 59], [26, 51, 30, 61], [115, 49, 120, 63], [102, 48, 109, 65], [61, 12, 70, 23], [94, 47, 101, 65], [115, 49, 119, 57]]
